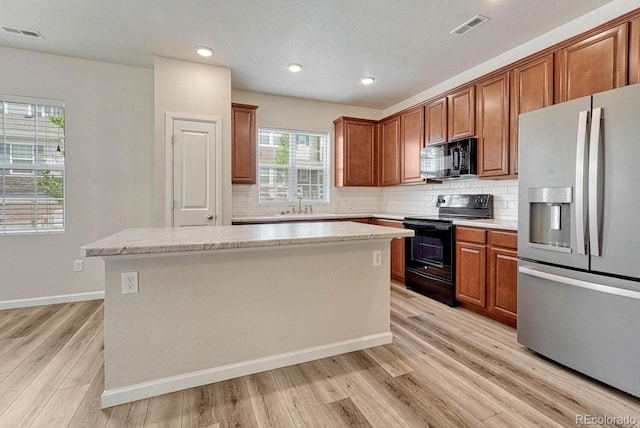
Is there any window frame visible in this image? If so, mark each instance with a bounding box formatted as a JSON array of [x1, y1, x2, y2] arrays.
[[0, 95, 66, 234], [257, 126, 330, 204]]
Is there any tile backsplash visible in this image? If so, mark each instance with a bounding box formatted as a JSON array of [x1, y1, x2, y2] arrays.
[[382, 178, 518, 220], [232, 178, 518, 220]]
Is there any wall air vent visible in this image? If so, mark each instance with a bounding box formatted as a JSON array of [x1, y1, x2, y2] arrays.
[[1, 25, 45, 39], [450, 15, 490, 36]]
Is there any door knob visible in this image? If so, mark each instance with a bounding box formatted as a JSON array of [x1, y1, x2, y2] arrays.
[[206, 214, 214, 220]]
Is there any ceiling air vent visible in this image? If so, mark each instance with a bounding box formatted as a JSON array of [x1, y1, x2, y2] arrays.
[[450, 15, 490, 36], [1, 25, 45, 39]]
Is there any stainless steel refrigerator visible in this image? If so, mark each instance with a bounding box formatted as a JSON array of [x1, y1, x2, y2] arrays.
[[518, 83, 640, 398]]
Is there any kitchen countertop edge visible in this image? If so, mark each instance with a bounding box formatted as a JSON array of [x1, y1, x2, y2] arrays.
[[82, 222, 415, 257]]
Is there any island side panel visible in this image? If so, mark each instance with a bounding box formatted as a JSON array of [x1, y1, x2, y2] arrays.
[[102, 239, 391, 405]]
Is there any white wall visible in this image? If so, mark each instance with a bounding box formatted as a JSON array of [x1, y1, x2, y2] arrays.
[[231, 90, 384, 216], [0, 46, 154, 304], [153, 57, 232, 225]]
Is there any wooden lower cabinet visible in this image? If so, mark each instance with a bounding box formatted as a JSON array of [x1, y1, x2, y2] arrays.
[[456, 226, 517, 327], [374, 219, 405, 283]]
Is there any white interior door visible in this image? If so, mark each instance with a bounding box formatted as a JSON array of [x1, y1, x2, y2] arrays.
[[171, 118, 219, 227]]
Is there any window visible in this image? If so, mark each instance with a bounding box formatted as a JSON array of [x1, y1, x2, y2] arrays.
[[258, 127, 329, 203], [1, 96, 65, 233]]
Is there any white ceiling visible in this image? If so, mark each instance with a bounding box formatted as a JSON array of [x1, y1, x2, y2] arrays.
[[0, 0, 618, 109]]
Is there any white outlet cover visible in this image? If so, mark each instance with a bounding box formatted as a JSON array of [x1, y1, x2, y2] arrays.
[[73, 260, 83, 272], [121, 272, 139, 294], [373, 250, 382, 266]]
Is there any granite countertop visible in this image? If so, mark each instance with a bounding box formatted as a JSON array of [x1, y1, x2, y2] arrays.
[[81, 221, 415, 257], [231, 213, 518, 231], [452, 218, 518, 231], [231, 212, 415, 223]]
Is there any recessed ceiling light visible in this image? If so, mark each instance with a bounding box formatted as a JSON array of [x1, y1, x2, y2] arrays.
[[361, 77, 375, 85], [288, 63, 303, 73], [195, 46, 214, 57]]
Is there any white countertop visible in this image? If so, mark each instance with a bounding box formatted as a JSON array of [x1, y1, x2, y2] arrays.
[[231, 212, 409, 223], [232, 212, 517, 230], [452, 218, 518, 231], [81, 221, 415, 257]]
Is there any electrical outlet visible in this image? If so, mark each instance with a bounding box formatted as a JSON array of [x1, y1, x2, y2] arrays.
[[73, 260, 83, 272], [372, 250, 382, 266], [121, 272, 139, 294]]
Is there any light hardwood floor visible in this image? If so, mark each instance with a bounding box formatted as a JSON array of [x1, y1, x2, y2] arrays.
[[1, 282, 639, 427]]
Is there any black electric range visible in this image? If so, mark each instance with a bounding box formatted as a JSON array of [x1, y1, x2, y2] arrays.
[[403, 194, 493, 306]]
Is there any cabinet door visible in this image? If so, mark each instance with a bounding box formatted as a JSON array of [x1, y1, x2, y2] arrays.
[[447, 86, 475, 141], [426, 97, 447, 145], [335, 118, 378, 187], [510, 54, 553, 175], [400, 106, 425, 183], [379, 116, 401, 186], [630, 17, 640, 85], [488, 247, 518, 321], [231, 103, 258, 184], [455, 242, 486, 307], [477, 73, 510, 177], [555, 23, 628, 103], [374, 219, 405, 282]]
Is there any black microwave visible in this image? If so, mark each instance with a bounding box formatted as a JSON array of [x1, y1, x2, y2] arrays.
[[420, 138, 477, 180]]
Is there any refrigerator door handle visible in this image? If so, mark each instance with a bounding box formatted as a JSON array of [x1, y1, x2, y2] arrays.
[[588, 107, 603, 257], [575, 110, 589, 255], [519, 266, 640, 300]]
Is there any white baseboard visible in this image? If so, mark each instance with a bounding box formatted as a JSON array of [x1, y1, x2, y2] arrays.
[[101, 331, 392, 408], [0, 291, 104, 310]]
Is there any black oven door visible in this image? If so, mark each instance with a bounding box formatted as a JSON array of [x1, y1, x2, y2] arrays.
[[403, 220, 456, 306]]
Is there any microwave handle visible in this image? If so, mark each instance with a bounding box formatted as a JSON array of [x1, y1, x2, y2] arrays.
[[452, 147, 460, 170]]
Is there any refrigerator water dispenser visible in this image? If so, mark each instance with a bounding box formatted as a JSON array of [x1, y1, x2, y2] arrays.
[[528, 187, 572, 252]]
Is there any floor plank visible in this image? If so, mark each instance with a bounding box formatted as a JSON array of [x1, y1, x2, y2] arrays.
[[271, 365, 334, 428], [143, 390, 183, 428], [244, 371, 295, 427], [323, 397, 373, 428], [181, 384, 218, 428], [321, 354, 411, 427], [0, 300, 103, 427], [30, 384, 91, 428], [0, 285, 638, 427], [296, 359, 348, 405], [67, 366, 111, 428], [0, 300, 100, 417], [105, 398, 150, 428], [210, 377, 258, 428]]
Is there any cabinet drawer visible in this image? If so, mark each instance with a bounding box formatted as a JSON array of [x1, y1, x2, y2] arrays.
[[489, 230, 517, 249], [456, 227, 487, 244]]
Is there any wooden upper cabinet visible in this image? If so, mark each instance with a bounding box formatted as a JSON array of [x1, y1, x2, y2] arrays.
[[510, 54, 554, 175], [426, 97, 447, 145], [231, 103, 258, 184], [400, 105, 425, 183], [555, 23, 628, 103], [334, 117, 378, 187], [447, 86, 475, 141], [379, 115, 401, 186], [630, 17, 640, 85], [477, 72, 510, 177]]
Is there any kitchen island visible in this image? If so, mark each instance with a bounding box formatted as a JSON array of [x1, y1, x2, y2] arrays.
[[82, 221, 413, 408]]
